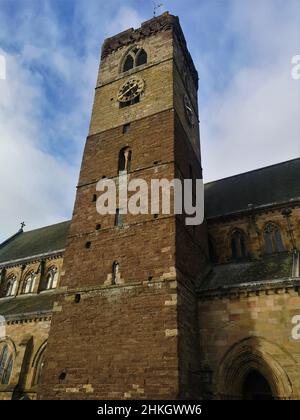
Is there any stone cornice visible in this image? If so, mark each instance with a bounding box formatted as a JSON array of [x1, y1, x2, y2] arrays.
[[0, 249, 65, 270], [5, 311, 52, 325], [206, 199, 300, 224], [197, 277, 300, 300]]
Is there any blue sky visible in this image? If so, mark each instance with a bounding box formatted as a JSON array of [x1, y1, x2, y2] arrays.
[[0, 0, 299, 240]]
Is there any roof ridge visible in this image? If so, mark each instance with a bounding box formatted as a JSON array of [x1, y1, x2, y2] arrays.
[[0, 229, 23, 249], [20, 220, 71, 235], [204, 157, 300, 186]]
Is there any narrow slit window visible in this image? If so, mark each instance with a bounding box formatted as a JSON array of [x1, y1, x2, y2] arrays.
[[118, 147, 132, 172], [115, 209, 123, 227], [112, 261, 119, 285], [123, 123, 130, 134]]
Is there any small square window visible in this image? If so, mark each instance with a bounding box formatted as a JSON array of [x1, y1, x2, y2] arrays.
[[123, 123, 130, 134]]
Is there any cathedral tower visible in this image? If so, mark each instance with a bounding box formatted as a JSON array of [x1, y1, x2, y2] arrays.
[[38, 12, 209, 400]]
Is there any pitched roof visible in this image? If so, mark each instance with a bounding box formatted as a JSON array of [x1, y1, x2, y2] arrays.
[[0, 221, 70, 265], [198, 253, 295, 292], [204, 158, 300, 218], [0, 292, 57, 319]]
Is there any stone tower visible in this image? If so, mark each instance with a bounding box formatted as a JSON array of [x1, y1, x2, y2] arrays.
[[38, 12, 209, 400]]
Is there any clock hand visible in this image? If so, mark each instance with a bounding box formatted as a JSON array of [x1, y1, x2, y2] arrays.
[[122, 85, 134, 96], [121, 84, 137, 98]]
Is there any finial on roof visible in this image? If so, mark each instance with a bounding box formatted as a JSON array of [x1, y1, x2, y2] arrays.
[[20, 221, 26, 231]]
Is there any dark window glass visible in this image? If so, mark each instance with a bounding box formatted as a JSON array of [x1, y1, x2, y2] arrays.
[[136, 49, 147, 66], [231, 230, 247, 260], [123, 54, 134, 72], [115, 209, 123, 227]]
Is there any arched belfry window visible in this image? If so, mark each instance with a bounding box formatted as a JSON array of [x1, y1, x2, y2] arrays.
[[123, 54, 134, 72], [264, 222, 285, 254], [122, 47, 148, 73], [5, 275, 17, 297], [0, 343, 13, 385], [231, 229, 248, 260], [136, 49, 147, 67], [118, 147, 132, 172]]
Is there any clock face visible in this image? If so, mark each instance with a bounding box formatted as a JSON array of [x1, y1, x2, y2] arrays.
[[117, 78, 145, 103], [184, 94, 195, 126]]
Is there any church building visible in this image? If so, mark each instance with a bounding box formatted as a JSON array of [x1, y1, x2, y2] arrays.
[[0, 12, 300, 400]]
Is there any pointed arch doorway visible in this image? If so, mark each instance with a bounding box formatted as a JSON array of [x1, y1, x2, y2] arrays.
[[242, 370, 274, 400], [216, 337, 294, 400]]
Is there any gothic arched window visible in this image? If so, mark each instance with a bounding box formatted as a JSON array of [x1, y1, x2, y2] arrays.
[[114, 209, 123, 227], [22, 271, 36, 294], [122, 47, 148, 73], [5, 275, 17, 297], [33, 348, 46, 386], [264, 223, 285, 254], [123, 54, 134, 72], [118, 147, 132, 172], [231, 230, 248, 260], [136, 49, 147, 67], [0, 344, 13, 385], [44, 267, 58, 290]]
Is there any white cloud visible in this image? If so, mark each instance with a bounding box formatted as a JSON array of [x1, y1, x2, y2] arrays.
[[200, 0, 300, 182], [105, 5, 145, 35], [0, 0, 299, 241], [0, 1, 146, 242], [0, 50, 76, 240]]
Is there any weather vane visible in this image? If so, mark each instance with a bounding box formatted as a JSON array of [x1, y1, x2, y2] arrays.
[[20, 221, 26, 230], [153, 1, 163, 17]]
